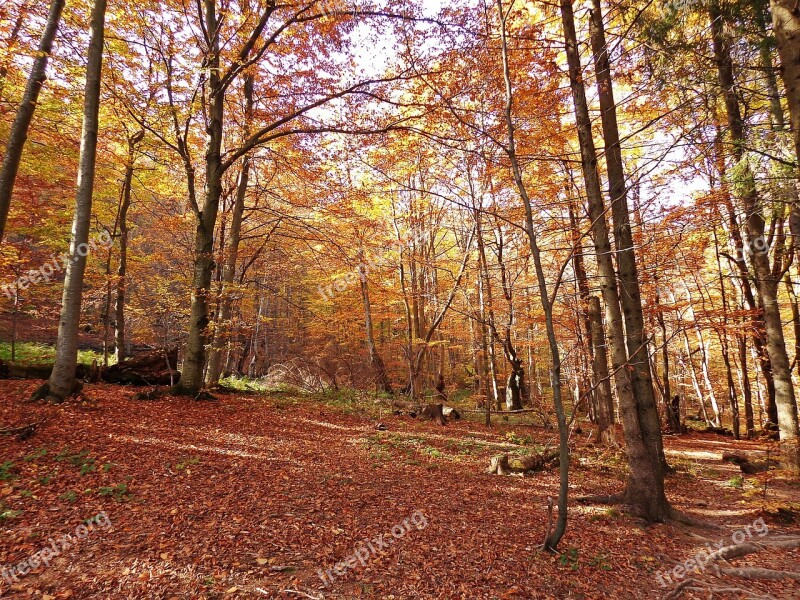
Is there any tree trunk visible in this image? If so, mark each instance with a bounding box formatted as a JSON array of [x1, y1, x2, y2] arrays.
[[178, 0, 224, 394], [0, 3, 28, 104], [35, 0, 106, 403], [206, 74, 254, 388], [714, 229, 740, 439], [114, 130, 143, 363], [738, 332, 756, 438], [589, 0, 669, 495], [0, 0, 65, 242], [589, 296, 615, 444], [360, 265, 393, 394], [566, 0, 669, 520], [771, 0, 800, 162], [498, 0, 568, 550], [713, 2, 800, 470]]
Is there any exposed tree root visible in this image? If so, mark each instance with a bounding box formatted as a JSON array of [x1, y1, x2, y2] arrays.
[[664, 578, 778, 600], [27, 381, 84, 404], [668, 508, 724, 530], [662, 578, 694, 600], [576, 493, 623, 505], [662, 534, 800, 598], [710, 536, 800, 561], [715, 566, 800, 581]]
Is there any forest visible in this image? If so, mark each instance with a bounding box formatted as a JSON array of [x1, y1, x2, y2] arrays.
[[0, 0, 800, 597]]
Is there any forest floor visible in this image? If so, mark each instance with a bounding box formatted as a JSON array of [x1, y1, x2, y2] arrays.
[[0, 381, 799, 599]]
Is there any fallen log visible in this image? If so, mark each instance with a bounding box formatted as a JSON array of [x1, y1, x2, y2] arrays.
[[0, 361, 89, 380], [103, 348, 179, 385], [486, 449, 560, 475], [0, 422, 40, 441], [722, 452, 780, 474], [0, 349, 179, 386]]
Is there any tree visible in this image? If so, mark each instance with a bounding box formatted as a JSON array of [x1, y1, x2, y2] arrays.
[[711, 0, 800, 471], [561, 0, 669, 520], [0, 0, 65, 242], [32, 0, 108, 403]]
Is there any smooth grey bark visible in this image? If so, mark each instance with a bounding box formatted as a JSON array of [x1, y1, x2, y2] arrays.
[[34, 0, 107, 403], [178, 0, 224, 394], [0, 0, 65, 242], [205, 74, 254, 388]]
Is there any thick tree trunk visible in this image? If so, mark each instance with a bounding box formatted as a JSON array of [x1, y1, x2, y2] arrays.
[[0, 0, 65, 242], [178, 0, 224, 394], [771, 0, 800, 162], [565, 0, 668, 520], [589, 0, 669, 496], [206, 75, 254, 388], [35, 0, 106, 403], [713, 2, 800, 470]]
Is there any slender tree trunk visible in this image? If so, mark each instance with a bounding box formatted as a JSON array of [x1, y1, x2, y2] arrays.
[[569, 201, 597, 422], [474, 207, 501, 408], [655, 287, 679, 432], [0, 0, 65, 242], [714, 229, 740, 438], [682, 325, 711, 425], [360, 263, 392, 394], [114, 130, 143, 363], [0, 3, 28, 104], [498, 0, 568, 549], [713, 2, 800, 470], [786, 272, 800, 379], [34, 0, 106, 403], [738, 333, 756, 438], [589, 296, 616, 444], [564, 0, 668, 520]]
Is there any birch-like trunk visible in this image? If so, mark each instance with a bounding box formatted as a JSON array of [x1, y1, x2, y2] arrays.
[[36, 0, 106, 403]]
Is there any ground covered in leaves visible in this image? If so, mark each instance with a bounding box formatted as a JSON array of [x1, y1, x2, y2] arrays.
[[0, 381, 799, 599]]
